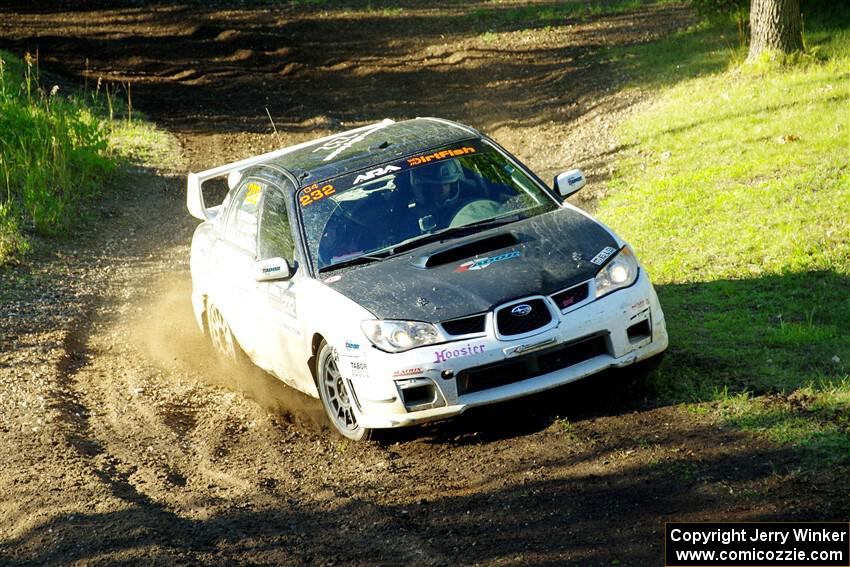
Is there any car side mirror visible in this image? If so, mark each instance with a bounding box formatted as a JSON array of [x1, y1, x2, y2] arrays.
[[253, 257, 292, 282], [554, 169, 586, 198]]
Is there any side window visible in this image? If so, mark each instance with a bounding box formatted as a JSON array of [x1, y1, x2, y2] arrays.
[[224, 180, 263, 255], [259, 186, 295, 261]]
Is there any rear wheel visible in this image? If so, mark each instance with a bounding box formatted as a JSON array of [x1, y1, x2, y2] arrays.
[[207, 302, 245, 364], [316, 340, 372, 441]]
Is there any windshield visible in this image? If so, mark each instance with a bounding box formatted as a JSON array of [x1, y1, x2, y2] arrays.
[[298, 139, 559, 271]]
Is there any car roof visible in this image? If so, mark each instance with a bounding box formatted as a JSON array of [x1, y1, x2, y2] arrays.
[[260, 117, 479, 188]]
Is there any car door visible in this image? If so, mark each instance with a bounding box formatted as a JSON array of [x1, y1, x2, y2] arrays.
[[254, 182, 304, 388], [208, 178, 265, 359]]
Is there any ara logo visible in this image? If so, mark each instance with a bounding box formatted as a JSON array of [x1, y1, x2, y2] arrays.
[[455, 250, 521, 272], [353, 165, 401, 185]]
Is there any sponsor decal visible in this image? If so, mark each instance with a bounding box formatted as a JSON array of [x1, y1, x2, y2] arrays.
[[245, 182, 263, 205], [407, 146, 476, 167], [345, 340, 360, 351], [353, 165, 401, 185], [455, 250, 521, 272], [311, 122, 391, 162], [630, 298, 649, 311], [299, 182, 335, 207], [434, 343, 485, 364], [312, 133, 360, 154], [262, 265, 281, 274], [589, 246, 617, 266], [392, 367, 423, 377], [350, 361, 369, 379], [567, 175, 583, 186], [272, 289, 296, 319], [307, 141, 488, 204]]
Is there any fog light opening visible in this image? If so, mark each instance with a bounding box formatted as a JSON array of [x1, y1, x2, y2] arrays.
[[627, 319, 651, 343]]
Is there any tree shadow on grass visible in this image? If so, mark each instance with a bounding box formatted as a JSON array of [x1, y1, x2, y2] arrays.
[[648, 271, 850, 465]]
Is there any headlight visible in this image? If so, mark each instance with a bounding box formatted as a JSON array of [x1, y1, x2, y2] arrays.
[[360, 320, 446, 353], [595, 246, 639, 298]]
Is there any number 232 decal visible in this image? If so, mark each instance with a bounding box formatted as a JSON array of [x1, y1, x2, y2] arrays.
[[300, 183, 335, 207]]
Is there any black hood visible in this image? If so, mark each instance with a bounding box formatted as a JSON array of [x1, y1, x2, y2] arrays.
[[325, 207, 619, 323]]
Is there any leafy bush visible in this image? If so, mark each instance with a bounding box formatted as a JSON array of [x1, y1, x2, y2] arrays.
[[0, 51, 114, 262]]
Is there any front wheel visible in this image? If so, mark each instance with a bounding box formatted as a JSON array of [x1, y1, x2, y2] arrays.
[[316, 340, 372, 441]]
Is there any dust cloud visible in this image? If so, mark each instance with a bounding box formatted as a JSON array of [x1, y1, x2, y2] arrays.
[[132, 275, 327, 431]]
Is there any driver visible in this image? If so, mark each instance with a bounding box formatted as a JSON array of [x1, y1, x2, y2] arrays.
[[410, 159, 468, 228], [318, 217, 363, 267]]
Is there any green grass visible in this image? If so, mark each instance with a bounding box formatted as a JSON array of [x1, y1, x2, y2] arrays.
[[603, 20, 746, 89], [717, 386, 850, 466], [596, 15, 850, 465], [0, 51, 173, 265], [468, 0, 679, 30]]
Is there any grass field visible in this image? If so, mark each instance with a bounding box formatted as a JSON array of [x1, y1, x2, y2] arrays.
[[596, 7, 850, 465]]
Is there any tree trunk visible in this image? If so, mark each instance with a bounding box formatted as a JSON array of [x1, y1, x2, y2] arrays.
[[747, 0, 803, 62]]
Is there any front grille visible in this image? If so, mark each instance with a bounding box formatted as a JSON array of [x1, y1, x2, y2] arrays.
[[442, 314, 487, 336], [456, 334, 608, 395], [551, 282, 589, 310], [495, 298, 552, 336]]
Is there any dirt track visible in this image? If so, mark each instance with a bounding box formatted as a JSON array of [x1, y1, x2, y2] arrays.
[[1, 2, 847, 565]]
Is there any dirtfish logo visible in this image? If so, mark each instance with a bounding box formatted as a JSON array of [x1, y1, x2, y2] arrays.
[[353, 165, 401, 185], [455, 250, 521, 272]]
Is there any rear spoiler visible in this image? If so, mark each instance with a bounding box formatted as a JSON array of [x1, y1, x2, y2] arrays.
[[186, 118, 395, 220]]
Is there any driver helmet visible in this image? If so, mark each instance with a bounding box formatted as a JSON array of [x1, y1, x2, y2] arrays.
[[412, 159, 463, 201]]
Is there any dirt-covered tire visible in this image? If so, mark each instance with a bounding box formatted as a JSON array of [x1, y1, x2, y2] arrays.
[[206, 302, 246, 365], [316, 340, 372, 441]]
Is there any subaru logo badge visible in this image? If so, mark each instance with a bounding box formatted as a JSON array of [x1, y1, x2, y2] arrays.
[[511, 304, 532, 317]]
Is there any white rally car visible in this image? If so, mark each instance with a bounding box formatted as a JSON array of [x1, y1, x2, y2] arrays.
[[187, 118, 668, 440]]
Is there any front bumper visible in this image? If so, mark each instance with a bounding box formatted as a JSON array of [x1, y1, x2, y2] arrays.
[[338, 271, 668, 429]]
